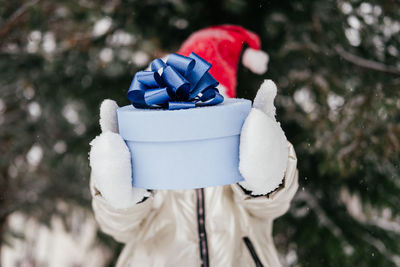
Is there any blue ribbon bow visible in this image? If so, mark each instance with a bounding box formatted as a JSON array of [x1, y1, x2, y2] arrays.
[[127, 52, 224, 110]]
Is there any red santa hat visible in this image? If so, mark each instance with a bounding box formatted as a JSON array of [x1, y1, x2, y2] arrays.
[[178, 25, 269, 98]]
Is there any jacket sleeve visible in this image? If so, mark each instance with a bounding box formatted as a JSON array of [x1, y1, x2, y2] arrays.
[[232, 142, 299, 220], [90, 176, 155, 243]]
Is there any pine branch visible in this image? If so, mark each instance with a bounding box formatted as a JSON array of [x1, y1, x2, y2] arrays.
[[335, 46, 400, 76], [0, 0, 41, 40]]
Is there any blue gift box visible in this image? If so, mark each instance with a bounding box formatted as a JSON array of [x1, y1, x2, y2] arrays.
[[117, 98, 251, 190]]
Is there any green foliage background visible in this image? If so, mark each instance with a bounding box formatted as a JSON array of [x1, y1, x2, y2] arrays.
[[1, 0, 399, 266]]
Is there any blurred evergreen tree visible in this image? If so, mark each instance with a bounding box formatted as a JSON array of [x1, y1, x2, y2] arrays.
[[0, 0, 399, 265]]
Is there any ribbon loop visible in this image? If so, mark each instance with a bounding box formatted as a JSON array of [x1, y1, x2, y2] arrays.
[[197, 88, 224, 107], [166, 53, 195, 76], [151, 58, 167, 72], [144, 88, 170, 106], [186, 52, 212, 88], [162, 66, 190, 99], [127, 52, 223, 110], [189, 72, 219, 99], [136, 71, 163, 88]]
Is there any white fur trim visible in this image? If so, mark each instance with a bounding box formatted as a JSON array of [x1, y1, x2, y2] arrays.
[[100, 99, 119, 133], [216, 84, 228, 98], [242, 48, 269, 74]]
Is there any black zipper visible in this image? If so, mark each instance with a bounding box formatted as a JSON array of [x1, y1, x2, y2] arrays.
[[196, 188, 209, 267], [243, 237, 264, 267]]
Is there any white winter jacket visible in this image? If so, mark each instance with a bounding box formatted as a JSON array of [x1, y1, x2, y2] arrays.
[[91, 143, 298, 267]]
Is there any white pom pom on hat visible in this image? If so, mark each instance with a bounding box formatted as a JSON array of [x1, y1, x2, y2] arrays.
[[242, 48, 269, 75]]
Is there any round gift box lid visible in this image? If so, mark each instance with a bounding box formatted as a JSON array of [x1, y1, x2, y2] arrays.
[[117, 98, 252, 142]]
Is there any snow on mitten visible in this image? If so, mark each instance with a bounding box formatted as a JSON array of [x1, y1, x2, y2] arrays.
[[239, 80, 289, 195], [89, 100, 150, 209]]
